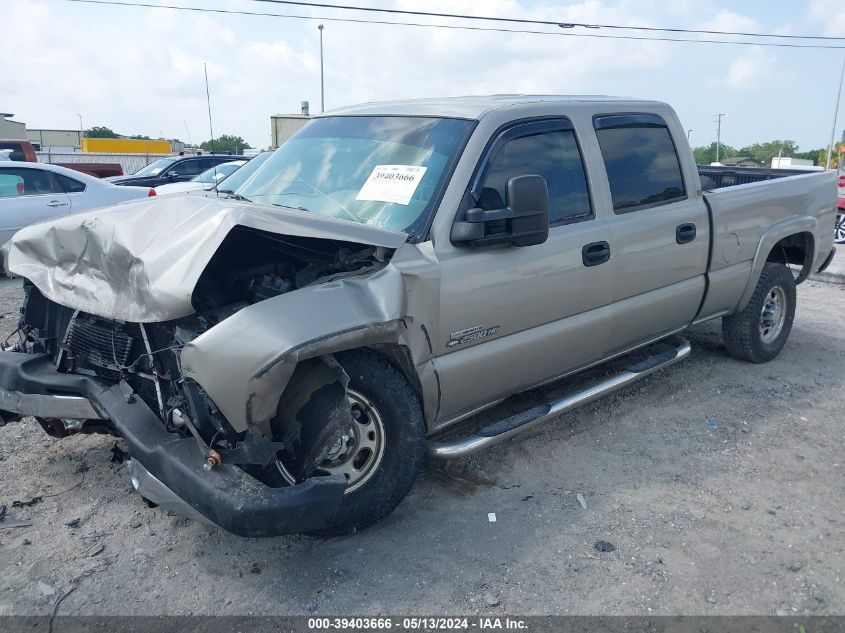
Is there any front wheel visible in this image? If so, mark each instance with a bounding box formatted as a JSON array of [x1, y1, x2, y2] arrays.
[[722, 262, 796, 363], [275, 350, 426, 535]]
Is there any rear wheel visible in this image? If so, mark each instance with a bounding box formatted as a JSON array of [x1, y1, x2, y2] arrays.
[[275, 350, 426, 535], [835, 210, 845, 245], [722, 263, 796, 363]]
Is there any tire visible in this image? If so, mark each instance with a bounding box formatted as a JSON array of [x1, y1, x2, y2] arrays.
[[304, 350, 426, 535], [835, 210, 845, 245], [722, 262, 796, 363]]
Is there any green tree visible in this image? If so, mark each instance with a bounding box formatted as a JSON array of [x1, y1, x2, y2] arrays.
[[692, 142, 738, 165], [85, 126, 119, 138], [130, 134, 151, 140], [738, 140, 799, 167], [200, 134, 251, 154]]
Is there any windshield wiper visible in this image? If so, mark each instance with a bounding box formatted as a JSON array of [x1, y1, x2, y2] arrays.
[[225, 192, 251, 202]]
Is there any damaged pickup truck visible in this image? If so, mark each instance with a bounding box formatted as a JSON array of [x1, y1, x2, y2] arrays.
[[0, 96, 837, 537]]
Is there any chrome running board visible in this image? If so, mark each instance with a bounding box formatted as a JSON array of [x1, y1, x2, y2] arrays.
[[427, 335, 691, 459]]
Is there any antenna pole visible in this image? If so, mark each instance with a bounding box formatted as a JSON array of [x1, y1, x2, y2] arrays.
[[318, 24, 325, 113], [204, 62, 219, 196]]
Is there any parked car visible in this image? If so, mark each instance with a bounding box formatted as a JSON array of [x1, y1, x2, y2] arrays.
[[154, 160, 247, 195], [0, 139, 37, 162], [107, 155, 240, 188], [0, 96, 837, 537], [215, 151, 272, 195], [0, 161, 154, 245]]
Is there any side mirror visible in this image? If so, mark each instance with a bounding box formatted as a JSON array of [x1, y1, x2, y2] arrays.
[[166, 171, 179, 180], [451, 175, 549, 247]]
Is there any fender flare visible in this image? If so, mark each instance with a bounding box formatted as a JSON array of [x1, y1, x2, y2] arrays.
[[736, 216, 816, 312]]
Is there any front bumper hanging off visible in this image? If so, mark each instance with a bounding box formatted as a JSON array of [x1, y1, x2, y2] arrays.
[[0, 351, 347, 537]]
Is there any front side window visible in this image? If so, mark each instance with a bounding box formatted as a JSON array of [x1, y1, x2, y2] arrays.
[[236, 116, 475, 237], [594, 115, 686, 212], [0, 168, 54, 197], [169, 159, 202, 177], [479, 128, 592, 224]]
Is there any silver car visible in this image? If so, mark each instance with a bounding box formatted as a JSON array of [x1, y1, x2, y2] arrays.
[[0, 162, 153, 245]]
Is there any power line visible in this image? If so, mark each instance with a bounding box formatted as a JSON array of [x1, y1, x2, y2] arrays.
[[62, 0, 845, 49], [245, 0, 845, 42]]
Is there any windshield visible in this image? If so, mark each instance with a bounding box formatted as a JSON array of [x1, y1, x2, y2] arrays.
[[235, 116, 475, 237], [218, 152, 272, 192], [133, 157, 178, 177], [191, 162, 244, 184]]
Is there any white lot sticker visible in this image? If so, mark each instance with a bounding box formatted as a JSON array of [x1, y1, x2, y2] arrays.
[[356, 165, 428, 206]]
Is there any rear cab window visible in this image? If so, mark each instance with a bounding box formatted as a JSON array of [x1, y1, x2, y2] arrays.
[[593, 113, 686, 213], [474, 118, 593, 230]]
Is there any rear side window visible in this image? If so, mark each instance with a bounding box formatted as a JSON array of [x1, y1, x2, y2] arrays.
[[480, 129, 592, 224], [594, 114, 686, 213], [54, 173, 86, 193], [0, 168, 55, 197]]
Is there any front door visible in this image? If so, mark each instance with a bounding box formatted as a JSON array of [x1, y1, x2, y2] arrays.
[[0, 166, 70, 244], [432, 119, 615, 425]]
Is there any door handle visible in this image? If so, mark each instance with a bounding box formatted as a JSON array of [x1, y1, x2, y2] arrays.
[[676, 223, 697, 244], [47, 200, 69, 208], [582, 241, 611, 267]]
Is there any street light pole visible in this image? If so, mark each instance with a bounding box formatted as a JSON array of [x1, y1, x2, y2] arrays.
[[687, 129, 693, 142], [318, 24, 325, 113], [825, 54, 845, 170], [714, 113, 725, 163], [76, 113, 83, 147]]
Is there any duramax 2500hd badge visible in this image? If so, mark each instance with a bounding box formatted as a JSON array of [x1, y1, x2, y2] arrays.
[[447, 325, 501, 348]]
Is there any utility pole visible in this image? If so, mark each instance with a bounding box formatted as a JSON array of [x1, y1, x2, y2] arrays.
[[318, 24, 325, 113], [826, 54, 845, 170], [714, 113, 725, 163]]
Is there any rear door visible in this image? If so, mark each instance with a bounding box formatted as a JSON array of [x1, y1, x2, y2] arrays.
[[592, 114, 709, 354], [0, 166, 70, 243], [51, 171, 88, 213]]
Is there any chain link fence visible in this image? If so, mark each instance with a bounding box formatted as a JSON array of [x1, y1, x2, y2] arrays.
[[36, 151, 170, 175]]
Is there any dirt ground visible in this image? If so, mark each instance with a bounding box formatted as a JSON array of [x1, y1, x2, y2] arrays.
[[0, 276, 842, 617]]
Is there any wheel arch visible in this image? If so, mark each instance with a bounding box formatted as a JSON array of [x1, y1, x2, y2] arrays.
[[736, 218, 817, 312]]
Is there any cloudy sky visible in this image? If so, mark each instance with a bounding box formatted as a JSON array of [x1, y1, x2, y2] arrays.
[[2, 0, 844, 151]]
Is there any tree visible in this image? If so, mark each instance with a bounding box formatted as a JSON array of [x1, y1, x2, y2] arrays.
[[85, 126, 119, 138], [692, 142, 738, 165], [200, 134, 251, 154], [737, 140, 799, 167], [130, 134, 151, 140]]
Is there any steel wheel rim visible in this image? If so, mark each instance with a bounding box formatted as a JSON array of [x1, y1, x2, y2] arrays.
[[835, 212, 845, 245], [759, 285, 787, 343], [275, 388, 386, 494]]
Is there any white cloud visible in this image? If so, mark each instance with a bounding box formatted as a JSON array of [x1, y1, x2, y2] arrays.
[[725, 48, 778, 91]]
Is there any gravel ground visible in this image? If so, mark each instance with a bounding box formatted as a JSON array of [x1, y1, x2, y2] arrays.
[[0, 276, 843, 616]]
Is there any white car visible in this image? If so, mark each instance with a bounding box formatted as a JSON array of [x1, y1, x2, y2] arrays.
[[0, 162, 154, 245], [154, 160, 247, 195]]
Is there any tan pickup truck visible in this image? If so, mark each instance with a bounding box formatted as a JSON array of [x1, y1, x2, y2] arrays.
[[0, 96, 837, 536]]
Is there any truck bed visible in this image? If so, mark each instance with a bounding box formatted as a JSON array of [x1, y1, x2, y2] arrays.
[[695, 168, 837, 321], [697, 165, 816, 190]]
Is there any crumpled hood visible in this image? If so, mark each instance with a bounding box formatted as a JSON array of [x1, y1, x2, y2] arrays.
[[4, 195, 406, 323]]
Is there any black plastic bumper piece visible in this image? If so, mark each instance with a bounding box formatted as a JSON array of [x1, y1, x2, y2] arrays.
[[0, 352, 347, 537], [817, 246, 836, 274]]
